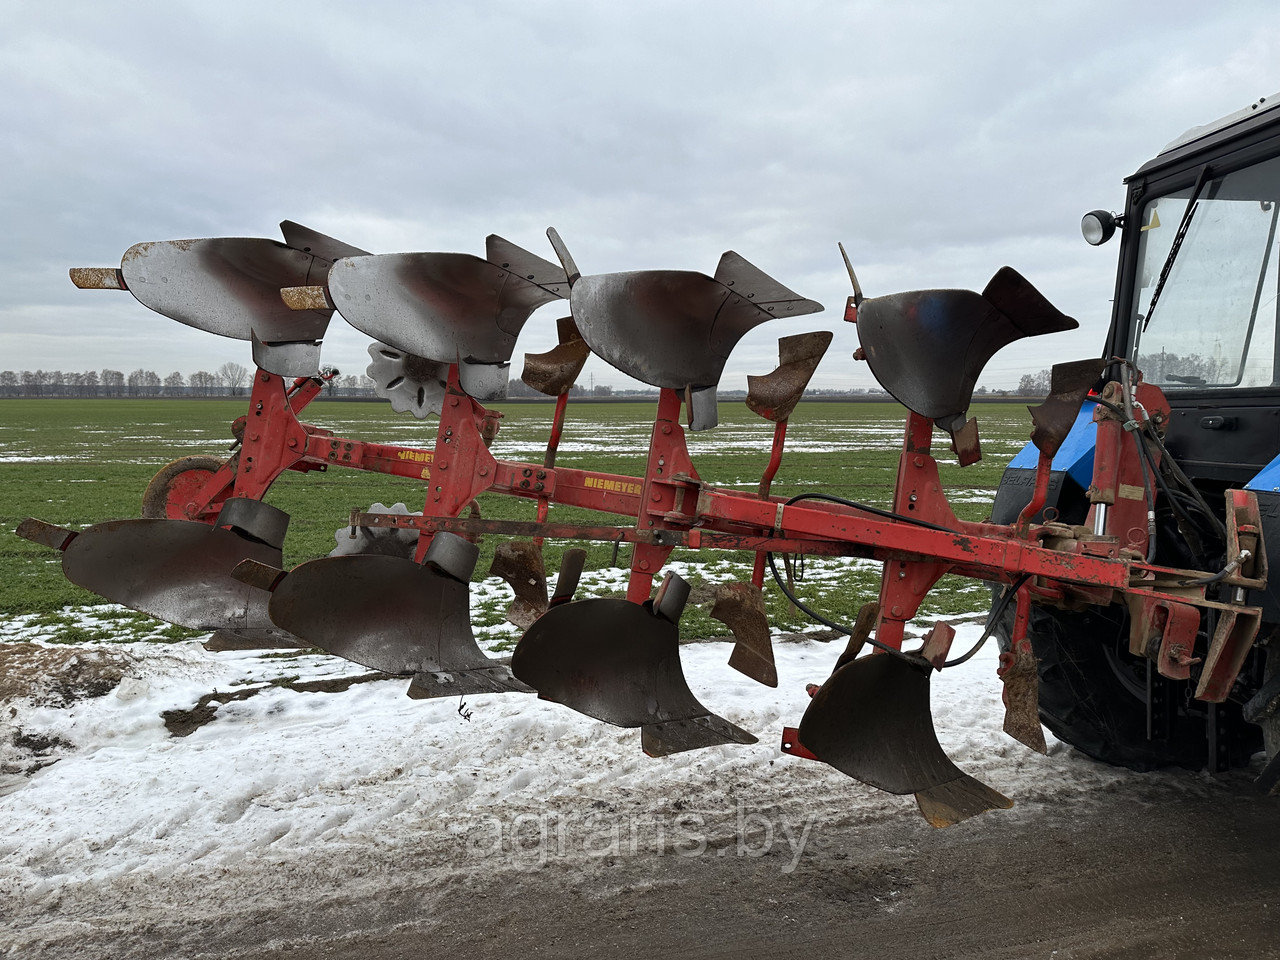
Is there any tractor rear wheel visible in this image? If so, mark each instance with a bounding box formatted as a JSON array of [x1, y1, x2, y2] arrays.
[[992, 597, 1260, 771], [141, 456, 228, 521]]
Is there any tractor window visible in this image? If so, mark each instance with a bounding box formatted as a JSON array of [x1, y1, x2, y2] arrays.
[[1132, 155, 1280, 389]]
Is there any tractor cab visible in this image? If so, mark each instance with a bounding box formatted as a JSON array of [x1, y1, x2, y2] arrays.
[[991, 94, 1280, 777], [1104, 94, 1280, 488]]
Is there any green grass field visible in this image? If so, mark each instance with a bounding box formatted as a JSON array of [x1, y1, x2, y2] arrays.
[[0, 397, 1034, 646]]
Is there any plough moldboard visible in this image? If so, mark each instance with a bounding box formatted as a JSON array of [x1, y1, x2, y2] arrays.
[[20, 223, 1268, 827]]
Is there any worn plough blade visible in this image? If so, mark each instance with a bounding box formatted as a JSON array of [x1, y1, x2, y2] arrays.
[[511, 587, 757, 756], [857, 267, 1076, 431], [255, 532, 529, 698], [489, 540, 549, 629], [522, 315, 591, 397], [745, 330, 834, 423], [97, 223, 368, 376], [1028, 357, 1108, 458], [710, 582, 777, 687], [546, 229, 822, 430], [999, 647, 1049, 754], [19, 514, 284, 633], [796, 653, 1012, 827], [317, 237, 568, 401]]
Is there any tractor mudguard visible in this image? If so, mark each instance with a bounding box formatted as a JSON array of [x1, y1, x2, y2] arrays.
[[1246, 461, 1280, 620], [991, 400, 1099, 525]]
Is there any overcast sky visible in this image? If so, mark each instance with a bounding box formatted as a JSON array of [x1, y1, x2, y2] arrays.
[[1, 1, 1276, 394]]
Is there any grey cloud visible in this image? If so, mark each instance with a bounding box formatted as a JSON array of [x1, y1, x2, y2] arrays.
[[2, 0, 1277, 392]]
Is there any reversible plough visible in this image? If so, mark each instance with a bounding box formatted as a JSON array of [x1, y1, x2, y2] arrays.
[[18, 222, 1267, 826]]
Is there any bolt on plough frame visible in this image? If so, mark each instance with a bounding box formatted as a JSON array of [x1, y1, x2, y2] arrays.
[[19, 223, 1266, 827]]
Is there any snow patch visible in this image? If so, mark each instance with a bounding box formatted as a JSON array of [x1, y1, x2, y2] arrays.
[[1, 619, 1144, 921]]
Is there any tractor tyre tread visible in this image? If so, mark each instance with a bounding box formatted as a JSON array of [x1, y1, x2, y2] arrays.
[[993, 597, 1230, 772]]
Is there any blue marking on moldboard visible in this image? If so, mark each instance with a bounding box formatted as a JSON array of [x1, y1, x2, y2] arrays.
[[1246, 454, 1280, 492], [1005, 400, 1098, 488]]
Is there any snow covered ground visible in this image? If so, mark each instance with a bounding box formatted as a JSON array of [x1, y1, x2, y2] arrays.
[[0, 609, 1177, 955]]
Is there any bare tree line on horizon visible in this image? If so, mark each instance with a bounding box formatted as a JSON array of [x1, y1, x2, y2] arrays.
[[2, 364, 1063, 401], [0, 362, 380, 399]]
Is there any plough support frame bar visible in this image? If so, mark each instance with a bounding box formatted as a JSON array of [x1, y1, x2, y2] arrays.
[[156, 353, 1263, 709]]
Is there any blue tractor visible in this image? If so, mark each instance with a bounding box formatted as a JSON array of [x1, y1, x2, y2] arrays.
[[992, 94, 1280, 782]]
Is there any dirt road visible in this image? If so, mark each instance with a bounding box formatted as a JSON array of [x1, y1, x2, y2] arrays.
[[15, 773, 1280, 960]]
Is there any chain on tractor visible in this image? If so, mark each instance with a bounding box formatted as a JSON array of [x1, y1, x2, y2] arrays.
[[17, 220, 1268, 826]]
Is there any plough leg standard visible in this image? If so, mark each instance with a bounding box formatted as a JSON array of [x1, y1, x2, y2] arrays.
[[19, 221, 1267, 826]]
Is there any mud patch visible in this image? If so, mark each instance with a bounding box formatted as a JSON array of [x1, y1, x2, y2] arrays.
[[1, 726, 77, 790], [161, 672, 389, 737], [0, 642, 132, 707], [12, 729, 74, 754], [5, 727, 74, 768]]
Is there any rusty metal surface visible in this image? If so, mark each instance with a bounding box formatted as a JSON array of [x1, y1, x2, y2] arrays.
[[1028, 358, 1107, 458], [745, 331, 833, 422], [355, 514, 640, 541], [480, 411, 502, 448], [1126, 593, 1202, 679], [512, 597, 751, 738], [998, 648, 1048, 753], [280, 284, 333, 311], [1224, 489, 1269, 591], [552, 234, 820, 409], [267, 555, 519, 682], [366, 342, 449, 419], [1196, 606, 1265, 702], [231, 558, 287, 592], [710, 582, 776, 687], [489, 540, 548, 628], [522, 316, 591, 396], [325, 238, 566, 369], [61, 519, 281, 631], [16, 518, 76, 552], [918, 620, 956, 670], [69, 267, 126, 290], [798, 652, 1010, 823], [350, 512, 869, 558], [914, 773, 1015, 828], [948, 416, 982, 467], [856, 267, 1076, 427]]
